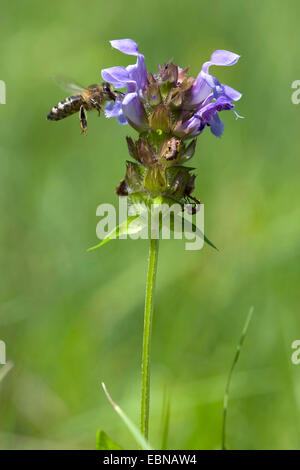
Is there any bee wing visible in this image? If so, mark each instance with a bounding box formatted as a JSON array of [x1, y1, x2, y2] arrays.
[[53, 76, 85, 94]]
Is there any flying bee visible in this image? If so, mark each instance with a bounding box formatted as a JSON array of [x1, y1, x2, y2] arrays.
[[46, 79, 118, 134]]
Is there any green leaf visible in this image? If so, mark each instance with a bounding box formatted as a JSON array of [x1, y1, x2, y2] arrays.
[[203, 232, 218, 250], [183, 217, 218, 250], [102, 382, 153, 450], [88, 203, 217, 251], [96, 430, 123, 450], [169, 213, 218, 250], [87, 215, 141, 251]]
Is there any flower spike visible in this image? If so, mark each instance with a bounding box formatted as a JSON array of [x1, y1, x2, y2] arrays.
[[101, 39, 242, 205]]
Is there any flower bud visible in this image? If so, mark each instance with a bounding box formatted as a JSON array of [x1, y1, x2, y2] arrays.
[[166, 166, 195, 200], [149, 103, 171, 133], [165, 77, 194, 109], [144, 73, 162, 106], [125, 161, 145, 192], [115, 178, 129, 196], [137, 138, 157, 166], [126, 136, 157, 166], [159, 137, 181, 164], [177, 66, 190, 84], [157, 63, 179, 99], [158, 62, 178, 85], [179, 139, 197, 163], [126, 136, 139, 161], [143, 165, 167, 196]]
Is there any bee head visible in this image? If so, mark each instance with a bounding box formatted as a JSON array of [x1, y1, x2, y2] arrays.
[[102, 82, 117, 101]]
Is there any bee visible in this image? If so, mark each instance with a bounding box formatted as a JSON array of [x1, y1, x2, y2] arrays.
[[46, 79, 117, 134]]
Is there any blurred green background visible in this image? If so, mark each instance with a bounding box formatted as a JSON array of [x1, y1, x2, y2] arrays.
[[1, 0, 300, 450]]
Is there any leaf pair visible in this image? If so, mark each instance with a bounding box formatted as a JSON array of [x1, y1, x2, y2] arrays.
[[88, 210, 217, 251]]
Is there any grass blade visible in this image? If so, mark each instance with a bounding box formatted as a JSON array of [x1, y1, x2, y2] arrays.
[[160, 389, 170, 450], [101, 382, 152, 450], [222, 306, 254, 450]]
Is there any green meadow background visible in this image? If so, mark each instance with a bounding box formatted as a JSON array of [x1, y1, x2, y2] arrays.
[[1, 0, 300, 450]]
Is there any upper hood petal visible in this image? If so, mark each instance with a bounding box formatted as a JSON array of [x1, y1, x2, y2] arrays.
[[110, 39, 140, 56]]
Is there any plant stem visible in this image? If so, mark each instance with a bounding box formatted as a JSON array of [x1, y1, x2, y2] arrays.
[[140, 238, 159, 439]]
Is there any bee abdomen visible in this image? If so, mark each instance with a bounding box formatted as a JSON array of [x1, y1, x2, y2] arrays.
[[47, 95, 83, 121]]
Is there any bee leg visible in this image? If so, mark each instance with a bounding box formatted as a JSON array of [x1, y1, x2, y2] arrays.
[[90, 98, 102, 117], [79, 105, 87, 135]]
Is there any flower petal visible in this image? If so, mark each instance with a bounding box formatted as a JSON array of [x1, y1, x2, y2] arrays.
[[188, 121, 206, 137], [209, 50, 240, 67], [221, 84, 242, 101], [202, 50, 240, 73], [117, 113, 128, 125], [105, 99, 122, 118], [101, 66, 130, 88], [197, 97, 234, 122], [127, 54, 147, 91], [186, 49, 240, 108], [174, 114, 205, 138], [110, 39, 139, 56], [210, 113, 224, 137], [122, 92, 148, 132], [105, 98, 128, 125], [107, 39, 147, 92], [185, 75, 211, 108]]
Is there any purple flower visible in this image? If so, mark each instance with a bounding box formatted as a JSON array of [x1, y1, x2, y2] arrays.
[[101, 40, 242, 138], [196, 96, 236, 137], [175, 95, 237, 138], [181, 50, 242, 137], [101, 39, 148, 131], [173, 113, 206, 138], [185, 50, 241, 108]]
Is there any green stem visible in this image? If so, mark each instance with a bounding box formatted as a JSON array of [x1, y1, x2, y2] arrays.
[[140, 238, 159, 440]]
